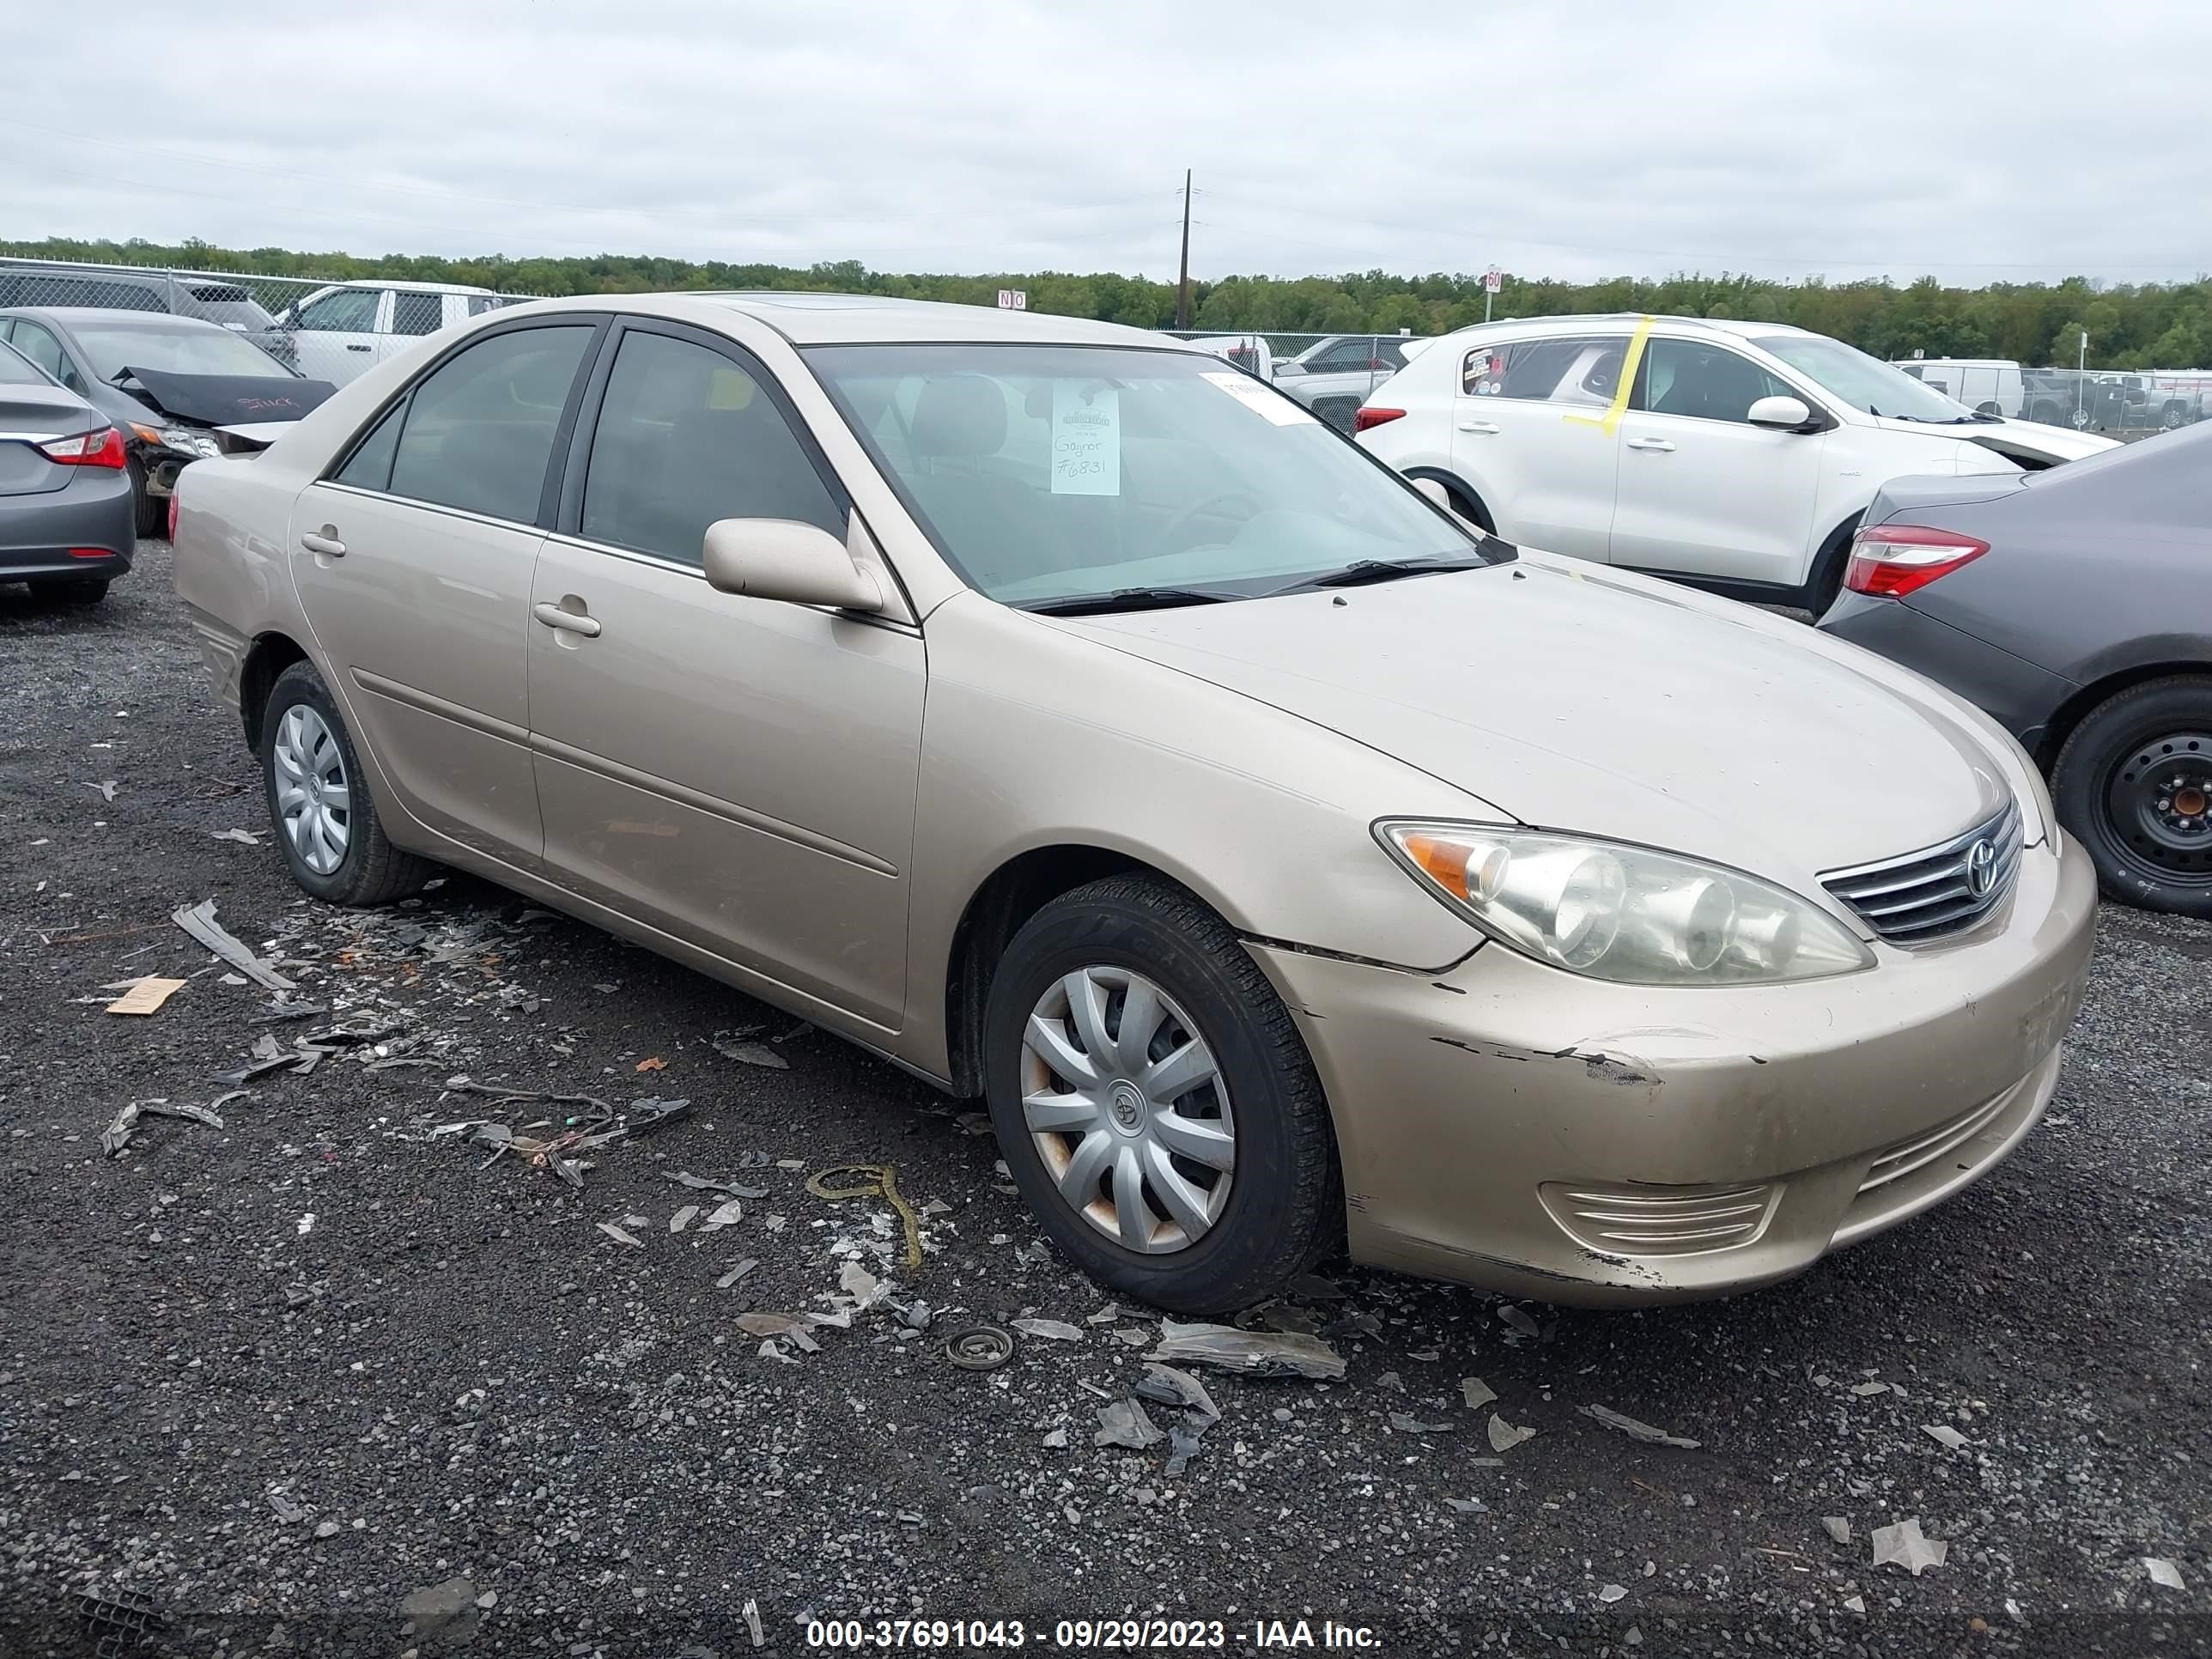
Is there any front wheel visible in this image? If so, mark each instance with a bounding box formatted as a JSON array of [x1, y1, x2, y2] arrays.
[[261, 660, 434, 906], [2051, 676, 2212, 917], [981, 875, 1340, 1315]]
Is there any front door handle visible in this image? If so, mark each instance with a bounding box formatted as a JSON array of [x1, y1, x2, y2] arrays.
[[1625, 437, 1676, 452], [533, 600, 601, 638], [345, 343, 372, 353], [1456, 420, 1501, 434], [300, 528, 345, 556]]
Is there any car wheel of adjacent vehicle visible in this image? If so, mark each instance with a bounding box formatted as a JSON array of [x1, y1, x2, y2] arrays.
[[981, 874, 1340, 1315], [2051, 675, 2212, 917], [128, 459, 164, 539], [27, 577, 109, 605], [261, 660, 434, 906], [1802, 513, 1863, 617]]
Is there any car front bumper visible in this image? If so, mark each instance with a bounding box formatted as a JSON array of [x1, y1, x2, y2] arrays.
[[1248, 832, 2098, 1306]]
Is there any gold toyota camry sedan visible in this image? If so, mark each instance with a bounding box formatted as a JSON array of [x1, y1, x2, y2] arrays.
[[173, 294, 2097, 1314]]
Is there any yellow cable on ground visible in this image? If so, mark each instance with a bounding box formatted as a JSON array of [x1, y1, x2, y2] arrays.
[[806, 1163, 925, 1269]]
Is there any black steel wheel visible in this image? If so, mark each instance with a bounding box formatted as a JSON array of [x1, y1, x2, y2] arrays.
[[2053, 676, 2212, 917]]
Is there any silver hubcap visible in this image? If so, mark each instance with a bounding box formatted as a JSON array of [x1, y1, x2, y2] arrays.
[[272, 705, 350, 876], [1019, 965, 1235, 1255]]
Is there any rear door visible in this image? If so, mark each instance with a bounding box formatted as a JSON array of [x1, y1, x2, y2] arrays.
[[526, 319, 925, 1030], [287, 287, 389, 386], [1609, 337, 1827, 588], [287, 317, 602, 864], [1451, 333, 1628, 559], [381, 290, 447, 367]]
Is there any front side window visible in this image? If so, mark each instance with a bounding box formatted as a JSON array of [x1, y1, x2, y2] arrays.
[[1462, 336, 1627, 405], [580, 331, 842, 566], [1635, 339, 1795, 423], [391, 292, 444, 336], [74, 324, 291, 381], [386, 325, 593, 522], [295, 289, 382, 333], [1750, 333, 1970, 422], [807, 342, 1478, 607]]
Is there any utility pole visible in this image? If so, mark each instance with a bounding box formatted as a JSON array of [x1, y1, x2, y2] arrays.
[[2075, 328, 2087, 426], [1175, 169, 1192, 331]]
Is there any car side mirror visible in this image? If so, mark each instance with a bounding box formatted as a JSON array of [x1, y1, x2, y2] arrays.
[[1747, 394, 1814, 430], [702, 518, 884, 611]]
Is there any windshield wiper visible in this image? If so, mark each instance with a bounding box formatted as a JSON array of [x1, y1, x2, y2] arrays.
[[1269, 553, 1500, 594], [1020, 586, 1241, 617]]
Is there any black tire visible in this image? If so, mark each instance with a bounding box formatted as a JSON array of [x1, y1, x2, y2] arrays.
[[1800, 512, 1863, 617], [129, 459, 164, 539], [2051, 675, 2212, 918], [1423, 475, 1495, 535], [981, 874, 1340, 1315], [27, 577, 109, 605], [260, 660, 434, 907]]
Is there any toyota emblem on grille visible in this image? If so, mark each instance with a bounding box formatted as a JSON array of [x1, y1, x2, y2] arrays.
[[1965, 836, 1998, 898]]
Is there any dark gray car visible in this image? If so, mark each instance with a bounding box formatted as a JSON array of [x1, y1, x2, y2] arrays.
[[1820, 423, 2212, 916], [0, 338, 135, 604]]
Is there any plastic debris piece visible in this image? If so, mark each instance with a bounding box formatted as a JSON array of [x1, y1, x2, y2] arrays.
[[596, 1221, 643, 1249], [1136, 1363, 1221, 1424], [1822, 1516, 1852, 1545], [1870, 1516, 1948, 1576], [1922, 1424, 1970, 1451], [1462, 1376, 1498, 1411], [1012, 1317, 1083, 1342], [1598, 1584, 1628, 1605], [173, 899, 295, 990], [1164, 1425, 1204, 1476], [2145, 1558, 2186, 1591], [714, 1259, 759, 1290], [806, 1163, 924, 1269], [106, 977, 185, 1016], [1487, 1414, 1536, 1453], [942, 1324, 1014, 1371], [635, 1056, 667, 1072], [699, 1199, 745, 1233], [1095, 1397, 1164, 1449], [1497, 1304, 1540, 1338], [713, 1036, 788, 1069], [1287, 1273, 1346, 1299], [212, 828, 262, 845], [670, 1206, 701, 1234], [736, 1312, 820, 1352], [1086, 1304, 1120, 1325], [296, 1213, 314, 1237], [624, 1097, 690, 1133], [1390, 1412, 1454, 1435], [840, 1260, 888, 1308], [1850, 1381, 1889, 1397], [1150, 1320, 1346, 1380], [1582, 1403, 1702, 1449], [666, 1170, 768, 1199], [102, 1097, 227, 1157], [87, 779, 118, 802], [743, 1597, 766, 1648], [1843, 1595, 1865, 1615]]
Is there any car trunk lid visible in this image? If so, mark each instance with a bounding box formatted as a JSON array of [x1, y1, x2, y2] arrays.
[[0, 385, 100, 496]]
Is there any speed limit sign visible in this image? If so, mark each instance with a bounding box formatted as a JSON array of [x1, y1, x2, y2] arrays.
[[1483, 269, 1503, 295]]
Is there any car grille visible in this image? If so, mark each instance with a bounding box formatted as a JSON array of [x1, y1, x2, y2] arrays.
[[1820, 799, 2024, 944], [1539, 1182, 1780, 1256]]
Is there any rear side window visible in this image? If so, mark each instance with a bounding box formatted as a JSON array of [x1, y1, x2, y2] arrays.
[[578, 330, 842, 567], [385, 325, 593, 523], [0, 339, 47, 386], [1462, 337, 1627, 405], [391, 292, 444, 336]]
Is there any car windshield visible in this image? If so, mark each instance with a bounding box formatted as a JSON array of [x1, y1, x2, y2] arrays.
[[1752, 334, 1972, 422], [73, 323, 293, 382], [805, 343, 1476, 607]]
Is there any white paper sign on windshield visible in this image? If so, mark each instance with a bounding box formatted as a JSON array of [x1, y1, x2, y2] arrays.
[[1200, 369, 1315, 425], [1051, 383, 1121, 495]]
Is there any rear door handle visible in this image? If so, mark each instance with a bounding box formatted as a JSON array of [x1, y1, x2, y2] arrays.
[[345, 343, 372, 353], [299, 530, 345, 556], [1626, 437, 1675, 452], [1456, 420, 1501, 434], [533, 600, 600, 638]]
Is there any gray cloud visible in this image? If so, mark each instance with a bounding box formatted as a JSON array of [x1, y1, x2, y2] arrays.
[[4, 0, 2206, 283]]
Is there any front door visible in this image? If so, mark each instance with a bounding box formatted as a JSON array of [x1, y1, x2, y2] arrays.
[[288, 319, 600, 864], [526, 320, 925, 1032], [1609, 337, 1827, 588], [1449, 333, 1627, 559], [287, 287, 389, 386]]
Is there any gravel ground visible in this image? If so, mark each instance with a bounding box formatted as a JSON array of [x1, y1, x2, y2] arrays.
[[2, 543, 2206, 1658]]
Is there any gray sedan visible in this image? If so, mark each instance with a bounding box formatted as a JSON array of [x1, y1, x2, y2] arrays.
[[0, 339, 134, 604], [1820, 423, 2212, 916]]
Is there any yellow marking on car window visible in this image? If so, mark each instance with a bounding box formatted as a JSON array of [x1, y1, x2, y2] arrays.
[[1563, 314, 1653, 437], [708, 368, 757, 410]]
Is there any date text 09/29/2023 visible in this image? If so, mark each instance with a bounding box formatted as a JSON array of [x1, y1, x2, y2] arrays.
[[803, 1618, 1384, 1650]]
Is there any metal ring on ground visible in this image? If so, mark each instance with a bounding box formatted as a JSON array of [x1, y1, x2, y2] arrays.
[[942, 1323, 1015, 1370]]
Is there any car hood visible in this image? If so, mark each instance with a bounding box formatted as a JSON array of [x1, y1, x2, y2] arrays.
[[1062, 557, 2011, 890], [118, 368, 336, 430], [1869, 413, 2115, 467]]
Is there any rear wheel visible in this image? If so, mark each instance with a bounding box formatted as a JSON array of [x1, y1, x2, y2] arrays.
[[261, 660, 434, 906], [981, 874, 1339, 1315], [27, 577, 109, 605], [2051, 676, 2212, 917]]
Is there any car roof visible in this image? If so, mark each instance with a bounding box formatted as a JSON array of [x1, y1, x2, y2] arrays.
[[487, 290, 1204, 350], [1436, 313, 1816, 346], [0, 306, 234, 335]]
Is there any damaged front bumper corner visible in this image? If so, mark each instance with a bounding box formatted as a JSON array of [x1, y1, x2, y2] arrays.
[[1246, 836, 2097, 1307]]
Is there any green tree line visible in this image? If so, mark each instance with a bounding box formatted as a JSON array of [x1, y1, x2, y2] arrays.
[[6, 234, 2209, 368]]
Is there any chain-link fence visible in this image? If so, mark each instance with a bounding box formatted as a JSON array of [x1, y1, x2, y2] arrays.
[[0, 257, 529, 389], [1156, 330, 1431, 433]]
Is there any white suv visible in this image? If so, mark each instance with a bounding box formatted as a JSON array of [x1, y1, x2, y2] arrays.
[[271, 281, 505, 386], [1356, 315, 2114, 609]]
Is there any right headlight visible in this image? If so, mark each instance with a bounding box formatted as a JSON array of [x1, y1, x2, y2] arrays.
[[1376, 821, 1875, 986]]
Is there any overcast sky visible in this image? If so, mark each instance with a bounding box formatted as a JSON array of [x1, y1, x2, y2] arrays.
[[4, 0, 2205, 286]]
